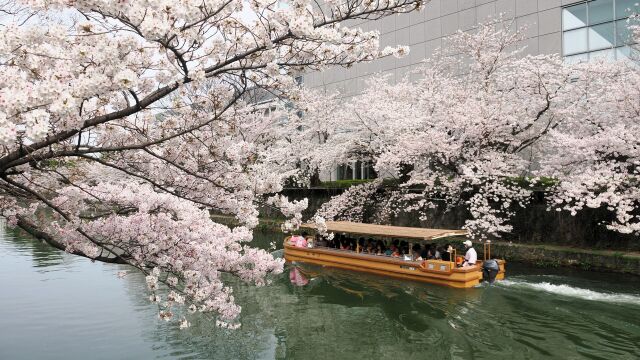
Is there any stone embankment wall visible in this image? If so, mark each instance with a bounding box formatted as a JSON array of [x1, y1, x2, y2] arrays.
[[272, 188, 640, 251], [487, 242, 640, 275], [253, 188, 640, 275]]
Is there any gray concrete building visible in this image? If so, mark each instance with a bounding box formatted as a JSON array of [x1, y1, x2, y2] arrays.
[[304, 0, 638, 97], [304, 0, 638, 181]]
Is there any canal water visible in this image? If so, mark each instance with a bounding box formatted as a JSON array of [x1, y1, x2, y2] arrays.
[[1, 221, 639, 360]]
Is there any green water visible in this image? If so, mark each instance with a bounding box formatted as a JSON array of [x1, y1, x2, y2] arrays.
[[1, 221, 639, 360]]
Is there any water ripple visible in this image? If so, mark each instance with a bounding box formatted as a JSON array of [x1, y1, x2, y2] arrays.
[[2, 226, 640, 359], [498, 279, 640, 305]]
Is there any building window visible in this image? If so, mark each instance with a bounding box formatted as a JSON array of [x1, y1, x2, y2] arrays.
[[562, 0, 639, 63]]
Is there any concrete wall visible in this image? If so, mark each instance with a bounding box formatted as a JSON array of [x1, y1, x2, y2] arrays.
[[304, 0, 583, 96]]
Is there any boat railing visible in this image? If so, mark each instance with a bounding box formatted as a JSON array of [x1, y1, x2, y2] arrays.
[[483, 241, 491, 261], [285, 239, 469, 268]]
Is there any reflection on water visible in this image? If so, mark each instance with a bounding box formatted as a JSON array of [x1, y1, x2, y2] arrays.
[[289, 267, 309, 286], [1, 221, 640, 360], [0, 221, 66, 269]]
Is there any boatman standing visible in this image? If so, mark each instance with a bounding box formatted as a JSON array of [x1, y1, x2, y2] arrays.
[[462, 240, 477, 267]]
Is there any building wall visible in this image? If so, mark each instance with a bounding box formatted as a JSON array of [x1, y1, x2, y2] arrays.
[[304, 0, 585, 96]]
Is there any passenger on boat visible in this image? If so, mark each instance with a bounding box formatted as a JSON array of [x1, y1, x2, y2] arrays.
[[392, 239, 400, 252], [413, 251, 423, 261], [375, 240, 385, 255], [316, 234, 328, 248], [391, 247, 401, 258], [433, 246, 441, 260], [401, 246, 412, 261], [367, 238, 375, 251], [412, 244, 423, 261], [340, 240, 350, 251], [291, 233, 307, 248], [338, 234, 347, 248], [303, 232, 314, 248], [419, 245, 428, 259], [422, 244, 433, 259], [441, 244, 453, 262], [329, 235, 337, 248], [435, 246, 444, 260], [399, 241, 408, 251], [334, 234, 345, 249], [462, 240, 477, 267], [385, 244, 395, 256], [366, 243, 374, 254]]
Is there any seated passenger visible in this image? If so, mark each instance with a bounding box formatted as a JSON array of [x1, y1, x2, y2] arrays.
[[426, 244, 437, 259], [441, 244, 453, 262], [334, 234, 345, 249], [330, 235, 339, 249], [434, 246, 444, 260], [375, 244, 384, 255], [315, 234, 327, 248], [413, 250, 423, 261], [302, 232, 313, 248], [399, 241, 408, 252], [401, 246, 412, 261], [385, 245, 395, 256], [462, 240, 477, 267], [391, 247, 401, 257], [366, 238, 375, 250], [340, 240, 349, 250], [434, 246, 442, 260], [290, 233, 307, 248], [337, 234, 346, 248], [392, 239, 400, 250], [420, 245, 429, 260], [411, 244, 422, 261]]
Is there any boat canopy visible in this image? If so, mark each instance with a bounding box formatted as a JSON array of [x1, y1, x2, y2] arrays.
[[301, 221, 468, 241]]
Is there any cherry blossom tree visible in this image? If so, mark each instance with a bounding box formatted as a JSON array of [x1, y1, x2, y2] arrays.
[[541, 13, 640, 236], [0, 0, 425, 327], [288, 19, 586, 239], [292, 15, 640, 240]]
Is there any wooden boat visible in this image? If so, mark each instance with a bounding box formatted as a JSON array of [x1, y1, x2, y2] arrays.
[[284, 221, 506, 288]]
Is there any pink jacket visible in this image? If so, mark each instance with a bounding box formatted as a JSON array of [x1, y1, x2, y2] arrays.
[[291, 235, 307, 248]]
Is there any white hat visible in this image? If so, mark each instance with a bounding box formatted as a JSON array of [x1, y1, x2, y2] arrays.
[[463, 240, 473, 247]]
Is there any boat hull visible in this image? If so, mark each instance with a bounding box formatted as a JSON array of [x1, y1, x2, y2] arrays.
[[284, 245, 505, 288]]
